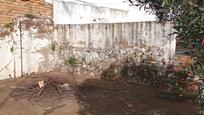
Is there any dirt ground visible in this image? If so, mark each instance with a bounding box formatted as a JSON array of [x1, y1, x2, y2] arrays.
[[0, 71, 197, 115]]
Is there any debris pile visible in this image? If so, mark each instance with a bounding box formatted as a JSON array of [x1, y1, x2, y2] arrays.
[[10, 74, 75, 100]]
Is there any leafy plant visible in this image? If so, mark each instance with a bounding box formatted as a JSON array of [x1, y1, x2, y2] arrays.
[[198, 85, 204, 115], [65, 57, 77, 65]]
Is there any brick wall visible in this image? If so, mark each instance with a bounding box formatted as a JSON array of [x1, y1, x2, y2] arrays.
[[0, 0, 52, 26]]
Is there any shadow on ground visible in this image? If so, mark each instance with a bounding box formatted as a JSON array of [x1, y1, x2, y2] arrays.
[[75, 79, 197, 115]]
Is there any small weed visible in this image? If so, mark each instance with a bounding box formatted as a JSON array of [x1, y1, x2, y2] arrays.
[[24, 13, 37, 20], [51, 43, 56, 51], [65, 57, 77, 65], [4, 23, 12, 28], [10, 46, 14, 53], [4, 22, 13, 31]]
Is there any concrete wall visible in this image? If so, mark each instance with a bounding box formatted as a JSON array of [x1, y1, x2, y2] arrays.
[[54, 22, 176, 77], [0, 18, 176, 80], [55, 22, 175, 61], [0, 18, 55, 80], [53, 0, 128, 24]]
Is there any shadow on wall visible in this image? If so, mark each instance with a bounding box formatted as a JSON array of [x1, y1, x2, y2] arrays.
[[101, 53, 167, 86], [101, 53, 200, 101]]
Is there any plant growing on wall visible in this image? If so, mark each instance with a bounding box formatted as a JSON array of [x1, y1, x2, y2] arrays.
[[10, 46, 14, 53], [51, 43, 56, 51], [24, 13, 37, 20], [4, 22, 13, 32], [65, 57, 77, 66]]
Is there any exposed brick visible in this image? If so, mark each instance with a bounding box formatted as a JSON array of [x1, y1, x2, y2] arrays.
[[0, 0, 52, 26]]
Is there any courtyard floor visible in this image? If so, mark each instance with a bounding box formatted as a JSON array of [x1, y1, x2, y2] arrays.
[[0, 71, 197, 115]]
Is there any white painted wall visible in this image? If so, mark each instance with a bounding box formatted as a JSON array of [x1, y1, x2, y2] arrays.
[[74, 0, 156, 22], [0, 36, 14, 79], [53, 0, 129, 24], [51, 0, 156, 24], [0, 18, 55, 80]]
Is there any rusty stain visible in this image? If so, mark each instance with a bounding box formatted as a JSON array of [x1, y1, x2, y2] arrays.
[[22, 19, 35, 30], [0, 30, 10, 37], [122, 40, 130, 48], [37, 28, 47, 33], [34, 33, 47, 38], [139, 43, 147, 49]]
